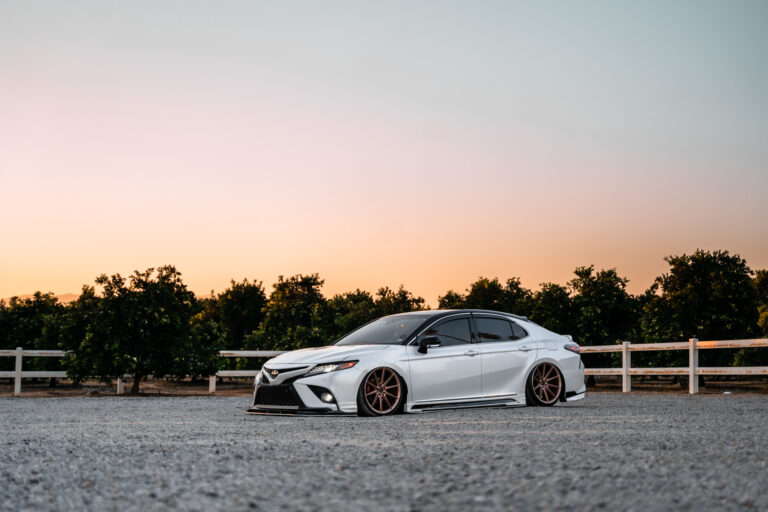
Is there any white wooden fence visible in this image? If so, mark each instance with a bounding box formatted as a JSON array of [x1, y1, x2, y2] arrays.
[[0, 348, 68, 397], [0, 348, 283, 396], [3, 338, 768, 396], [582, 338, 768, 394]]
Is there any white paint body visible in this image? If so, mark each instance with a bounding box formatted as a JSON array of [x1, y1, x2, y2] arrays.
[[249, 311, 586, 414]]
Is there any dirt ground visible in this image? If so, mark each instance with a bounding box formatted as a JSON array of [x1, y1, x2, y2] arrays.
[[2, 375, 767, 398]]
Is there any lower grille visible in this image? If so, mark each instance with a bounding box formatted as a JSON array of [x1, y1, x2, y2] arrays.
[[254, 384, 303, 408]]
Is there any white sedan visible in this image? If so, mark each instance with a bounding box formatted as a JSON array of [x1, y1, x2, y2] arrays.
[[248, 309, 586, 416]]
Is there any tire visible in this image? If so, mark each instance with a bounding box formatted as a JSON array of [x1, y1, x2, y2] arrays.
[[356, 367, 404, 417], [525, 362, 564, 407]]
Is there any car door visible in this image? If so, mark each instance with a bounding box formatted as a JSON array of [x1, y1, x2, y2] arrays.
[[407, 315, 482, 404], [474, 315, 538, 398]]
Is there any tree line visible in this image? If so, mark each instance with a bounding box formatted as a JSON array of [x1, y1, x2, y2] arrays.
[[1, 249, 766, 393]]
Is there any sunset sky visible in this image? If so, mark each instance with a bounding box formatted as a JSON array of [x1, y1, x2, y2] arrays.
[[1, 1, 767, 304]]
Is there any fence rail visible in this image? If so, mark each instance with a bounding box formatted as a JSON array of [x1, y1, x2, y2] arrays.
[[3, 338, 767, 396], [0, 348, 286, 396], [582, 338, 768, 393]]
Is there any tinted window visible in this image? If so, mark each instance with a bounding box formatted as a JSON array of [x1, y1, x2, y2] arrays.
[[476, 317, 514, 342], [510, 321, 528, 340], [423, 318, 472, 346], [335, 315, 429, 345]]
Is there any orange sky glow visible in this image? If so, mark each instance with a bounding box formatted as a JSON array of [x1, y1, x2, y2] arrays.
[[1, 2, 767, 305]]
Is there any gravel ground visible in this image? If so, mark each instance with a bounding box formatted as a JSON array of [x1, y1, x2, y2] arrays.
[[1, 393, 766, 511]]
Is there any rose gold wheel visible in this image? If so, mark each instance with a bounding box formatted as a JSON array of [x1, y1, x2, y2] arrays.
[[530, 363, 562, 406], [362, 367, 402, 415]]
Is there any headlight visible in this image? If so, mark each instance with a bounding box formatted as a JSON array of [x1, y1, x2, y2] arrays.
[[305, 360, 358, 376]]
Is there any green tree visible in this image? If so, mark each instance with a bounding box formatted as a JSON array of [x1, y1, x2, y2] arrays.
[[61, 266, 197, 393], [462, 277, 506, 310], [569, 266, 636, 346], [569, 266, 637, 372], [499, 277, 534, 317], [642, 251, 757, 341], [246, 274, 329, 351], [641, 250, 758, 368], [327, 289, 377, 340], [755, 269, 768, 342], [530, 283, 572, 334], [178, 308, 224, 380], [213, 279, 267, 347], [455, 277, 533, 315], [754, 270, 768, 308], [374, 286, 425, 316], [0, 293, 64, 374], [437, 290, 466, 309]]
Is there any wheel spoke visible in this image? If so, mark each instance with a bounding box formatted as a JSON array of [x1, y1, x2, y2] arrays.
[[363, 368, 402, 414]]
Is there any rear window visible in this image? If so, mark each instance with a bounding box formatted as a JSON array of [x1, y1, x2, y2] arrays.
[[510, 321, 528, 340], [476, 317, 514, 342], [476, 317, 528, 342]]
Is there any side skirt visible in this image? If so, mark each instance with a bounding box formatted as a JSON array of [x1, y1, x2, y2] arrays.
[[410, 397, 524, 412]]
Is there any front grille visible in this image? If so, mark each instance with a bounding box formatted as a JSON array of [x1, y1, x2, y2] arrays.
[[254, 384, 303, 408], [264, 366, 308, 379]]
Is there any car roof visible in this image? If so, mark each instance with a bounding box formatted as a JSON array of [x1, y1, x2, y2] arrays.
[[391, 309, 529, 322]]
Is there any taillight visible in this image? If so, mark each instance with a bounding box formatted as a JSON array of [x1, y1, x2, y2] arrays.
[[564, 344, 580, 355]]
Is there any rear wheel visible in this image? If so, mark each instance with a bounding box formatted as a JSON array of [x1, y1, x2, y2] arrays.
[[525, 362, 563, 406], [357, 367, 403, 416]]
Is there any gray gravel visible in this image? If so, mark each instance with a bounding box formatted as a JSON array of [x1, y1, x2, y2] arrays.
[[1, 393, 767, 511]]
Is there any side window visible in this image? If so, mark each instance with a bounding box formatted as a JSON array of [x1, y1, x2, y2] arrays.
[[476, 317, 514, 342], [510, 321, 528, 340], [423, 318, 472, 346]]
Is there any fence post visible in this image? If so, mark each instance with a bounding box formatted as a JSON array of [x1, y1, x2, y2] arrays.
[[209, 375, 217, 394], [621, 341, 631, 393], [689, 338, 699, 394], [116, 376, 124, 395], [14, 347, 23, 397]]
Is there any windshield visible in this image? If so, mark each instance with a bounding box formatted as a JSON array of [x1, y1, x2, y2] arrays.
[[335, 315, 429, 346]]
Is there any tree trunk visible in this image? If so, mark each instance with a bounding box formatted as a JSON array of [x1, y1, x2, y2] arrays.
[[130, 374, 141, 394]]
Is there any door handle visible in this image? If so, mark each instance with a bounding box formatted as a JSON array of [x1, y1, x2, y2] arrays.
[[464, 350, 479, 357], [518, 346, 534, 352]]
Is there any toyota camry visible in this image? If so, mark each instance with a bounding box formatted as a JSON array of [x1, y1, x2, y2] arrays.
[[248, 309, 585, 415]]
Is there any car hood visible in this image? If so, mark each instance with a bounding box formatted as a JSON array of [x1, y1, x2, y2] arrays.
[[265, 344, 392, 366]]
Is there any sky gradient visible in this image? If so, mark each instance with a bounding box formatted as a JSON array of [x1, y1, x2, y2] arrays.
[[1, 1, 767, 304]]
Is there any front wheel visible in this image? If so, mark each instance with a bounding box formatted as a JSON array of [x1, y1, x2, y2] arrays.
[[357, 367, 404, 416], [525, 362, 563, 406]]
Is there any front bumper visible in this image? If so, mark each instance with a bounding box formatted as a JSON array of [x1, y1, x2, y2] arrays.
[[248, 367, 363, 415]]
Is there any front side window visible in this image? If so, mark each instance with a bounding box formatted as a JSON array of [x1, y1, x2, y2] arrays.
[[476, 317, 515, 342], [422, 318, 472, 346]]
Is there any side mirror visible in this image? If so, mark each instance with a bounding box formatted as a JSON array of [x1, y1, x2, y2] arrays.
[[418, 336, 441, 354]]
